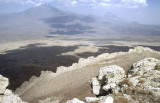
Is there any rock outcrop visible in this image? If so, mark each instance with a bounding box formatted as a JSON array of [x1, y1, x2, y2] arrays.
[[0, 75, 9, 95], [90, 65, 125, 96], [126, 58, 160, 102], [67, 57, 160, 103], [0, 75, 27, 103]]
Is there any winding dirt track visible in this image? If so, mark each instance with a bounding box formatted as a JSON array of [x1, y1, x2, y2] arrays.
[[15, 47, 160, 103]]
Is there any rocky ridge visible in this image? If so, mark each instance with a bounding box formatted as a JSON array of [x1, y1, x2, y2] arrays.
[[67, 58, 160, 103], [15, 46, 160, 95], [0, 75, 27, 103], [14, 46, 160, 102]]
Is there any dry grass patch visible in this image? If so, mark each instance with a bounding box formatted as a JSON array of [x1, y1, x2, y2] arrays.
[[113, 92, 123, 96], [152, 78, 158, 82], [144, 71, 147, 74], [133, 87, 150, 95], [155, 63, 160, 71], [138, 79, 145, 84], [119, 79, 133, 87], [114, 97, 129, 103], [87, 100, 99, 103], [131, 73, 139, 77], [142, 75, 147, 79], [124, 87, 133, 95]]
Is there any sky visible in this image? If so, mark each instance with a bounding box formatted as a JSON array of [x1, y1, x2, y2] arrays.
[[0, 0, 160, 25]]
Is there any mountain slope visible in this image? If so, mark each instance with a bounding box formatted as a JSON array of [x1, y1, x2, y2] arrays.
[[0, 5, 97, 42], [15, 47, 160, 103], [0, 5, 160, 43]]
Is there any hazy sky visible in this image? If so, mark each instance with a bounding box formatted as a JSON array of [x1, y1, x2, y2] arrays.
[[0, 0, 160, 25]]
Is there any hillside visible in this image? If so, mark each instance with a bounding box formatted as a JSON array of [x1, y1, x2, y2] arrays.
[[14, 46, 160, 103], [0, 5, 160, 42]]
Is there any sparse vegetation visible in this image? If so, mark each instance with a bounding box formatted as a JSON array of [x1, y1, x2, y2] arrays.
[[144, 71, 147, 74], [155, 63, 160, 71], [124, 87, 133, 95], [113, 92, 123, 96], [142, 75, 147, 78], [114, 97, 129, 103], [138, 79, 145, 84], [119, 79, 133, 87], [152, 77, 158, 82], [85, 99, 99, 103], [133, 87, 150, 95], [131, 72, 139, 77], [148, 58, 152, 62]]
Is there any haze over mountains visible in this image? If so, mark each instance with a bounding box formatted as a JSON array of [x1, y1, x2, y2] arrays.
[[0, 4, 160, 42]]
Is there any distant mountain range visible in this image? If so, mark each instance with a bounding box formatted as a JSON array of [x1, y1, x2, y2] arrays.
[[0, 4, 160, 42]]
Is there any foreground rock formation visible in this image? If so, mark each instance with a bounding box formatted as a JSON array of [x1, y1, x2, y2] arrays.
[[67, 58, 160, 103], [14, 46, 160, 103], [90, 65, 125, 96], [0, 75, 27, 103]]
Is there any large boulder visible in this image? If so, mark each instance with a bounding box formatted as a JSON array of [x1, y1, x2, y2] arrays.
[[90, 65, 125, 95], [98, 96, 114, 103], [98, 65, 125, 82], [89, 78, 100, 95]]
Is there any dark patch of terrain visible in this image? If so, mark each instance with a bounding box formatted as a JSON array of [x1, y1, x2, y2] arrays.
[[43, 15, 95, 24], [0, 44, 78, 90], [0, 45, 159, 91], [43, 15, 94, 35], [50, 30, 85, 35], [50, 23, 92, 30]]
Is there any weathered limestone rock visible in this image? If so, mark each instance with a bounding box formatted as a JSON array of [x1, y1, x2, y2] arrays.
[[0, 75, 9, 94], [89, 78, 100, 95], [103, 83, 117, 91], [0, 74, 27, 103], [129, 58, 160, 90], [124, 58, 160, 102], [66, 98, 85, 103], [98, 96, 114, 103], [0, 95, 3, 102], [98, 65, 125, 82], [1, 89, 27, 103], [132, 58, 160, 75], [85, 97, 99, 103], [90, 65, 125, 95]]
